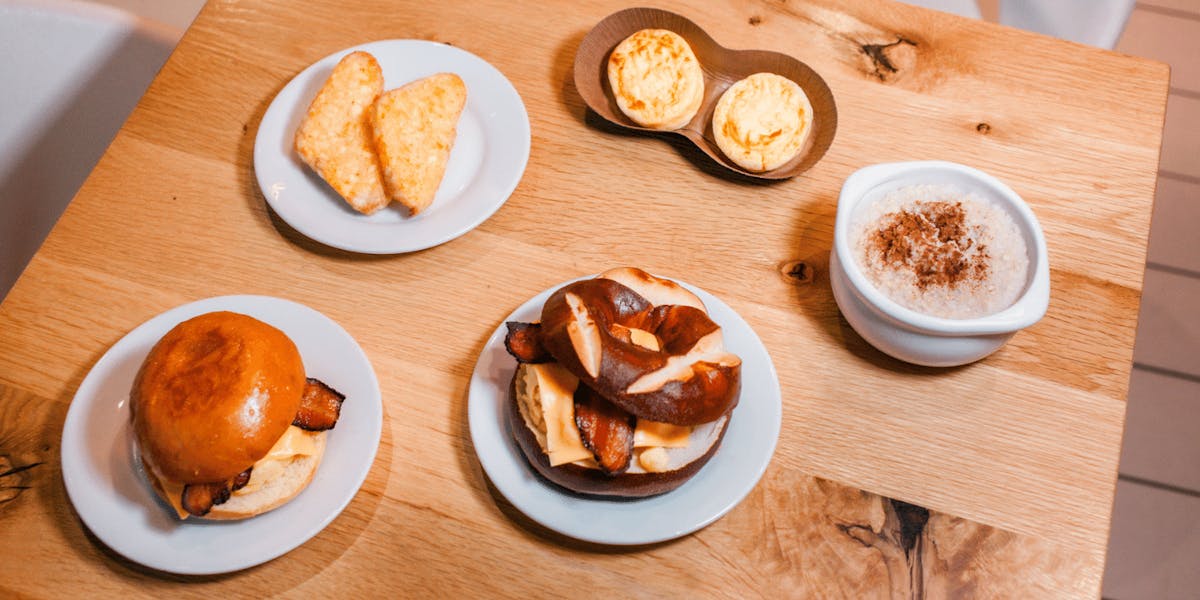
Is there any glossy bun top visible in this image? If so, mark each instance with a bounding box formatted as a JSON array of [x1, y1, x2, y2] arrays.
[[132, 311, 305, 483]]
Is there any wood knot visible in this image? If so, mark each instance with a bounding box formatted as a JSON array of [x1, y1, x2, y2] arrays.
[[0, 456, 41, 505], [860, 37, 917, 82], [976, 122, 991, 134], [781, 260, 814, 284], [890, 499, 931, 553], [749, 15, 762, 26]]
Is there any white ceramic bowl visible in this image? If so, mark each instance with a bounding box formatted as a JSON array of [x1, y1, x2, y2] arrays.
[[829, 161, 1050, 367]]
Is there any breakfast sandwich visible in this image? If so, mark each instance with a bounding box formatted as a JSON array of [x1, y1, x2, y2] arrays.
[[606, 29, 705, 130], [712, 72, 813, 172], [370, 72, 467, 215], [294, 51, 389, 215], [131, 311, 346, 520], [503, 267, 741, 497]]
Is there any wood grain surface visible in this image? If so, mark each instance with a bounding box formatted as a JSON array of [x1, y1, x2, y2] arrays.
[[0, 0, 1168, 597]]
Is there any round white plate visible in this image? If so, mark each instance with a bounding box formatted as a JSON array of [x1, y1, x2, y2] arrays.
[[253, 39, 530, 254], [60, 295, 382, 575], [467, 276, 782, 545]]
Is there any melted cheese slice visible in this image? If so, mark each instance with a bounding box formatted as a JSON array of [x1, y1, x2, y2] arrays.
[[157, 477, 189, 519], [634, 420, 692, 448], [519, 363, 593, 466], [624, 327, 691, 449], [236, 426, 318, 495], [153, 425, 319, 519], [517, 325, 691, 472]]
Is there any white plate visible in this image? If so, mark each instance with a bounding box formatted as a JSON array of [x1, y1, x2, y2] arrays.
[[253, 39, 530, 254], [60, 295, 382, 575], [467, 276, 782, 545]]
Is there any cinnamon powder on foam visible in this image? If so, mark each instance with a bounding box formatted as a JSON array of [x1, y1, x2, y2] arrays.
[[868, 201, 989, 290], [852, 185, 1029, 319]]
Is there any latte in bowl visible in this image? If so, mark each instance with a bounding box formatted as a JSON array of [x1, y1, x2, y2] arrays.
[[851, 184, 1029, 320], [830, 161, 1050, 367]]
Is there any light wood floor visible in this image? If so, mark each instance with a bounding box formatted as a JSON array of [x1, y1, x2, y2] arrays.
[[1101, 2, 1200, 598]]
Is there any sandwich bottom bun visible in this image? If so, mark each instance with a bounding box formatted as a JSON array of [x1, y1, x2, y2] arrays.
[[142, 433, 326, 520], [508, 371, 729, 498]]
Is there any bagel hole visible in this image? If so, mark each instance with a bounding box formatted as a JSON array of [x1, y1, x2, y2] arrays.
[[609, 323, 662, 351]]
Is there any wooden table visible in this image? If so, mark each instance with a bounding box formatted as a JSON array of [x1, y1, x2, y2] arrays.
[[0, 0, 1168, 596]]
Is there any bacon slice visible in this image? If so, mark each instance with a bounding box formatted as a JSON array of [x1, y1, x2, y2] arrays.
[[293, 378, 345, 431], [573, 385, 635, 475], [504, 321, 552, 364], [230, 466, 253, 492], [181, 379, 343, 517], [181, 481, 231, 517]]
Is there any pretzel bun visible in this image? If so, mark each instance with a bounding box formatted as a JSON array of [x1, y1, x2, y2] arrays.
[[131, 311, 306, 483], [507, 268, 741, 497], [508, 366, 729, 497], [539, 268, 741, 425]]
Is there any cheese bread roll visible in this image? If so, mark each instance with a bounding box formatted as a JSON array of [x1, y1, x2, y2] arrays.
[[712, 72, 813, 172], [370, 73, 467, 215], [294, 51, 388, 215], [606, 29, 704, 130]]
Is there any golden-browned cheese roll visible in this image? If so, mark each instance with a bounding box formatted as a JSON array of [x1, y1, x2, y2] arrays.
[[712, 72, 813, 172], [606, 29, 704, 130]]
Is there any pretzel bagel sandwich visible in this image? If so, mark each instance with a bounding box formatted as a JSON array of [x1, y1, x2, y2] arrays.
[[504, 268, 741, 497]]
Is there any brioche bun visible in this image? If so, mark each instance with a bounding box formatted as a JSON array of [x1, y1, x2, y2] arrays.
[[130, 311, 334, 520], [132, 311, 306, 483], [140, 432, 325, 520]]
